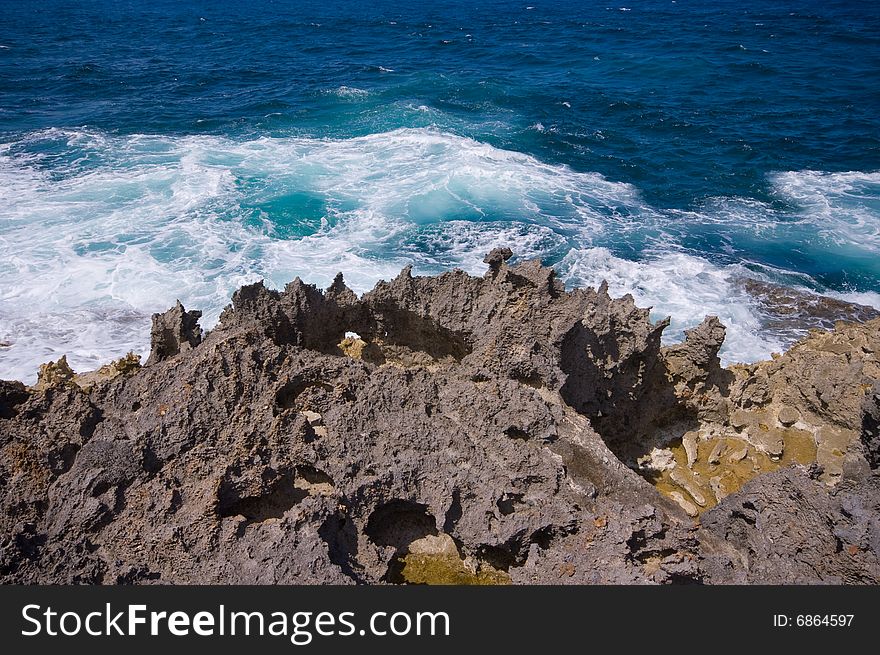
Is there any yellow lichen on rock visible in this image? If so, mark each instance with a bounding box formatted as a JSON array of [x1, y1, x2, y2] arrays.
[[32, 352, 142, 393], [639, 317, 879, 513], [338, 335, 369, 359], [73, 352, 142, 391], [399, 553, 511, 585], [397, 533, 510, 585], [648, 429, 818, 515]]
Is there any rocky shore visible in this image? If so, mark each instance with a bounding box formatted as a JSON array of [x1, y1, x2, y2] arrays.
[[1, 250, 878, 584]]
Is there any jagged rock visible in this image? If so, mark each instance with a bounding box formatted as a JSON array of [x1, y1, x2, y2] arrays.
[[73, 352, 142, 391], [863, 381, 880, 469], [661, 316, 731, 423], [664, 316, 726, 382], [674, 318, 880, 485], [483, 247, 513, 276], [1, 253, 878, 585], [146, 301, 203, 365], [700, 466, 880, 583], [35, 355, 75, 389], [0, 380, 29, 420]]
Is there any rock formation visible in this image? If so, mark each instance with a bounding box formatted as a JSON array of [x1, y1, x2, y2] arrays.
[[1, 253, 878, 584]]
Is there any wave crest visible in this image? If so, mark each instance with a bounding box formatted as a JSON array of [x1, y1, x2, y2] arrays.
[[1, 127, 877, 382]]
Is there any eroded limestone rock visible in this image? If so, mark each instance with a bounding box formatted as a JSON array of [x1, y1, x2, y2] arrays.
[[146, 301, 203, 365], [1, 253, 878, 585], [861, 381, 880, 470]]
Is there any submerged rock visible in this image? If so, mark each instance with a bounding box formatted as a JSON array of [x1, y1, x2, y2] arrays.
[[0, 253, 878, 584], [739, 278, 880, 335]]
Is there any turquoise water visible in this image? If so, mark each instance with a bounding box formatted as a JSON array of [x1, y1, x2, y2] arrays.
[[1, 0, 879, 381]]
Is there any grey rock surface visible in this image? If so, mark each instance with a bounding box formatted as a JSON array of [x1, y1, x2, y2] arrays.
[[1, 254, 878, 584], [146, 301, 203, 366], [863, 381, 880, 470]]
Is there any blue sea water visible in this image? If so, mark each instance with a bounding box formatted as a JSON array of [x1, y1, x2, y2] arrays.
[[1, 0, 879, 381]]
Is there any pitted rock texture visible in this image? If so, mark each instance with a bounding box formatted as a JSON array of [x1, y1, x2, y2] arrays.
[[863, 381, 880, 470], [700, 466, 880, 583], [1, 254, 878, 584], [146, 300, 203, 366]]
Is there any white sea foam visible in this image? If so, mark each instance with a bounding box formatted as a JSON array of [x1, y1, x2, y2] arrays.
[[770, 169, 880, 249], [0, 127, 638, 381], [557, 248, 784, 365], [327, 86, 370, 99], [398, 220, 568, 274], [0, 127, 876, 382], [828, 289, 880, 310]]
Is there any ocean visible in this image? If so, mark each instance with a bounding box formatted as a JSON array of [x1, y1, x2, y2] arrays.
[[1, 0, 878, 383]]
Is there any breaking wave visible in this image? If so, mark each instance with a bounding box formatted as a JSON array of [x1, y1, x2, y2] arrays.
[[1, 127, 878, 382]]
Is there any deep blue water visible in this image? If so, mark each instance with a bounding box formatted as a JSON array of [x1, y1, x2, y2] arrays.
[[1, 0, 879, 380]]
